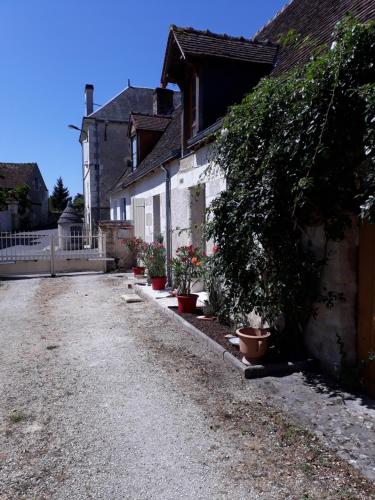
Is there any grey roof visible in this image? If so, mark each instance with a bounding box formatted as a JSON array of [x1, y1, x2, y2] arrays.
[[86, 86, 155, 122], [0, 163, 47, 191], [115, 107, 182, 190], [162, 26, 278, 85], [172, 26, 278, 63], [58, 203, 83, 224]]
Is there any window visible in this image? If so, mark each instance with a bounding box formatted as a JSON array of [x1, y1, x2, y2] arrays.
[[131, 134, 138, 170]]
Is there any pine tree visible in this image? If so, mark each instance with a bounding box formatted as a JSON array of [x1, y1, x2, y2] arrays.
[[50, 177, 70, 212]]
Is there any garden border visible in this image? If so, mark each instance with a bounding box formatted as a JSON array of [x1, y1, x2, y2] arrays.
[[134, 284, 315, 379]]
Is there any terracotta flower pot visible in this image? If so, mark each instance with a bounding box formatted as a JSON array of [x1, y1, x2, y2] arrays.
[[236, 327, 271, 364], [132, 266, 145, 276], [177, 294, 198, 313], [151, 276, 167, 290]]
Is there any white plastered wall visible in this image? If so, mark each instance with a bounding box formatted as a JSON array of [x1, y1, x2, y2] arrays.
[[109, 143, 226, 251]]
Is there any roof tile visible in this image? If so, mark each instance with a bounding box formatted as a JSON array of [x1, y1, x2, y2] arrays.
[[172, 26, 278, 65]]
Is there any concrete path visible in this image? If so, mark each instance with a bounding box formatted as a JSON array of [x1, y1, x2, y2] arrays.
[[0, 274, 374, 499]]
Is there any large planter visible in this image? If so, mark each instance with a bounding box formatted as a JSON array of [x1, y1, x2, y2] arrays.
[[236, 327, 271, 364], [132, 266, 145, 277], [177, 294, 199, 313], [151, 276, 167, 290]]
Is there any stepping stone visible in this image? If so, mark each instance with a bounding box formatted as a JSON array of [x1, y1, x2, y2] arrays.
[[121, 294, 143, 303]]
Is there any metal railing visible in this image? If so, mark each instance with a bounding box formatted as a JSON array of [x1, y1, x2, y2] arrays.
[[0, 232, 52, 261], [0, 231, 106, 264]]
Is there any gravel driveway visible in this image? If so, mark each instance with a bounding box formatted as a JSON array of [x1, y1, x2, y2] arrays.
[[0, 273, 374, 499]]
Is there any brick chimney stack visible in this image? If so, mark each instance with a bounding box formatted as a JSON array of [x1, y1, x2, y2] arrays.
[[85, 84, 94, 116]]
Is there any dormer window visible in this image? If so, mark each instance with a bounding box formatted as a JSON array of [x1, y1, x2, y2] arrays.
[[128, 111, 172, 172], [131, 134, 138, 171], [161, 26, 278, 148]]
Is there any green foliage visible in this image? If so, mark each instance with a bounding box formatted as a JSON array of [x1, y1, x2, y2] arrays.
[[72, 193, 84, 214], [143, 242, 166, 278], [206, 18, 375, 336], [172, 245, 205, 295], [13, 185, 31, 215], [125, 237, 148, 266], [203, 254, 225, 318], [50, 177, 70, 212], [0, 184, 30, 214]]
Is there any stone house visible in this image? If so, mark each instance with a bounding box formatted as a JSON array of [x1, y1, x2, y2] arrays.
[[108, 0, 375, 386], [0, 162, 48, 230], [78, 84, 155, 233]]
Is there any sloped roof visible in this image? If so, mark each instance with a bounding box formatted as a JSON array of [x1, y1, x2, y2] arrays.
[[0, 163, 46, 190], [116, 107, 182, 190], [58, 203, 83, 224], [86, 86, 155, 122], [254, 0, 375, 75], [162, 26, 278, 85], [130, 113, 172, 133], [172, 26, 278, 63]]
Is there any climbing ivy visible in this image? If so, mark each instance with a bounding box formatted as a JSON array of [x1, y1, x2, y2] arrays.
[[206, 17, 375, 341]]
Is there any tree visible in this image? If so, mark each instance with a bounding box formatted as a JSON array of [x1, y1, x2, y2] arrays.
[[50, 177, 70, 212], [72, 193, 84, 214]]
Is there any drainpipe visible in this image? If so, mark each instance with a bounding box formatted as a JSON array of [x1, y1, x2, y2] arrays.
[[161, 165, 172, 287]]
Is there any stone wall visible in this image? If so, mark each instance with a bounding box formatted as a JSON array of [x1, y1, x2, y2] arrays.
[[305, 222, 359, 376], [99, 221, 135, 271]]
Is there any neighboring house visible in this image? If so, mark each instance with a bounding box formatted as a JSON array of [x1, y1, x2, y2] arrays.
[[78, 83, 179, 233], [108, 0, 374, 377], [0, 162, 48, 231]]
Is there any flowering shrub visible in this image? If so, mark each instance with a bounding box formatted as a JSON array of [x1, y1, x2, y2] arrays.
[[172, 246, 205, 296], [125, 237, 148, 266], [143, 242, 166, 278]]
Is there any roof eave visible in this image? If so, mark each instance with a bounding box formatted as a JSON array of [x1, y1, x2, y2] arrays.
[[161, 28, 186, 87], [120, 151, 180, 190]]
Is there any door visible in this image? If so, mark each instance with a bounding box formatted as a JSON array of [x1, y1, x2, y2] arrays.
[[358, 222, 375, 397], [133, 198, 145, 240]]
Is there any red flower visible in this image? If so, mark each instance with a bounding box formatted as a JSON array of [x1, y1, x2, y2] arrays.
[[212, 245, 219, 254]]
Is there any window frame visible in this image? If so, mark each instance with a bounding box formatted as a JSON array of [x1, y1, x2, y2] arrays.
[[131, 134, 138, 171]]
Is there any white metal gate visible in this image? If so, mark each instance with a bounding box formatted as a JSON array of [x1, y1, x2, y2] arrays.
[[0, 230, 109, 277]]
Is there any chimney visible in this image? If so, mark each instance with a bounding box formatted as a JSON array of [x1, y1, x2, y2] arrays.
[[85, 84, 94, 116], [153, 87, 174, 116]]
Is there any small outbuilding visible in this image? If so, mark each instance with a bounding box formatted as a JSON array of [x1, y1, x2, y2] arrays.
[[58, 203, 84, 250]]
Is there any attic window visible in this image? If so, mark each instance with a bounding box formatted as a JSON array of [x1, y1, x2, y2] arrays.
[[131, 134, 138, 171]]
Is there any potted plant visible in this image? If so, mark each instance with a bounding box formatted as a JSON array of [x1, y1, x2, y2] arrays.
[[125, 237, 147, 276], [236, 327, 271, 365], [143, 241, 167, 290], [172, 245, 205, 313]]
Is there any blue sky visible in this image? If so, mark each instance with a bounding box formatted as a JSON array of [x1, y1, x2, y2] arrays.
[[0, 0, 286, 196]]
